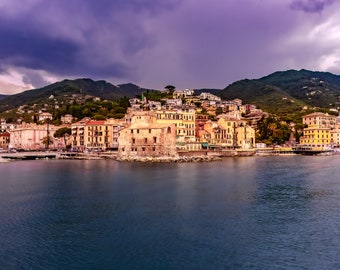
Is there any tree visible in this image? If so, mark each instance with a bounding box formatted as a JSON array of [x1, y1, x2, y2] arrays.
[[165, 85, 175, 92], [216, 107, 223, 116], [256, 116, 292, 145], [54, 127, 71, 149], [41, 136, 54, 150]]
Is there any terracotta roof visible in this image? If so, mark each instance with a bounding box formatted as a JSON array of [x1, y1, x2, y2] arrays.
[[0, 131, 10, 136], [86, 120, 106, 125]]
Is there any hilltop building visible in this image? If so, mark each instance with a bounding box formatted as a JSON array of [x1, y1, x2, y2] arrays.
[[38, 112, 53, 122], [172, 89, 194, 99], [61, 114, 73, 124], [198, 92, 221, 101]]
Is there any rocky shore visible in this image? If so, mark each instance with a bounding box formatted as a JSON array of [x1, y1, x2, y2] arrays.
[[117, 155, 222, 163]]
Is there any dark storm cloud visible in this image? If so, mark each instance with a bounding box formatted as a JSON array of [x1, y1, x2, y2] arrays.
[[0, 0, 182, 83], [1, 0, 340, 93], [290, 0, 336, 13], [0, 21, 79, 71]]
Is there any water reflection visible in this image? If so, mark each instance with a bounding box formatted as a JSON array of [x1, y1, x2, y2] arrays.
[[2, 157, 340, 269]]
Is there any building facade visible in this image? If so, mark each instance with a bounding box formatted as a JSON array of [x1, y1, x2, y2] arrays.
[[118, 111, 178, 158], [0, 131, 10, 150], [300, 112, 337, 147], [9, 123, 65, 150], [71, 118, 125, 151]]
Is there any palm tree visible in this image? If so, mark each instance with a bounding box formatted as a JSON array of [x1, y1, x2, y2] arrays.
[[41, 136, 54, 150]]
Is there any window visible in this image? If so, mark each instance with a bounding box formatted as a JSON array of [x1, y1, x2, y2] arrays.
[[153, 137, 157, 143], [132, 138, 135, 144]]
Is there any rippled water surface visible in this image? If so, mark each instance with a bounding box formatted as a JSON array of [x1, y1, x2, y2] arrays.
[[1, 156, 340, 269]]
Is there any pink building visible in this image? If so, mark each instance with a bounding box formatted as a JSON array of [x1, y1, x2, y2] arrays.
[[10, 123, 65, 150]]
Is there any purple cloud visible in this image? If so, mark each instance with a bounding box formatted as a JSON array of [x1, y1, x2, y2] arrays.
[[290, 0, 336, 13], [0, 0, 181, 86], [1, 0, 340, 93]]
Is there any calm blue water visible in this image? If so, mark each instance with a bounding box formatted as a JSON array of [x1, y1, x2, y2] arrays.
[[1, 156, 340, 269]]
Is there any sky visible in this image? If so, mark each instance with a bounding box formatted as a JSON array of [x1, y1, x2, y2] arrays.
[[1, 0, 340, 94]]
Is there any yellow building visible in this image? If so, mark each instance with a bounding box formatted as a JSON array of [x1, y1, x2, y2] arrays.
[[71, 118, 90, 151], [199, 116, 255, 149], [155, 107, 196, 150], [300, 112, 336, 147], [217, 116, 255, 148], [84, 120, 107, 150], [300, 127, 332, 147]]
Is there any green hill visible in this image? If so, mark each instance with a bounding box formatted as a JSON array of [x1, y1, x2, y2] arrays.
[[219, 69, 340, 120], [0, 79, 148, 113]]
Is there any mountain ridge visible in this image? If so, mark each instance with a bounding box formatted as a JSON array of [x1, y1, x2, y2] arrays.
[[1, 69, 340, 122], [0, 78, 152, 113], [219, 69, 340, 121]]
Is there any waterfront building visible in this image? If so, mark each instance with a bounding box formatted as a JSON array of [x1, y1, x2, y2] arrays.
[[302, 112, 336, 128], [117, 111, 178, 158], [300, 112, 337, 147], [0, 131, 10, 150], [9, 123, 64, 150], [83, 120, 107, 150], [105, 118, 125, 150], [71, 118, 124, 151], [331, 127, 340, 147], [155, 107, 196, 150], [299, 127, 332, 147], [217, 115, 255, 149], [71, 118, 90, 151]]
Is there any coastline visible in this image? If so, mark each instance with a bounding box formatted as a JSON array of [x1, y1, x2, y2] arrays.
[[0, 147, 337, 163]]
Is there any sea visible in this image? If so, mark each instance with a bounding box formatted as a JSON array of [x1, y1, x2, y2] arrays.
[[1, 156, 340, 270]]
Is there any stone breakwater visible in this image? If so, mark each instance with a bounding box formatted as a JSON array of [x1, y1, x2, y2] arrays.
[[117, 155, 222, 163], [1, 150, 257, 162]]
